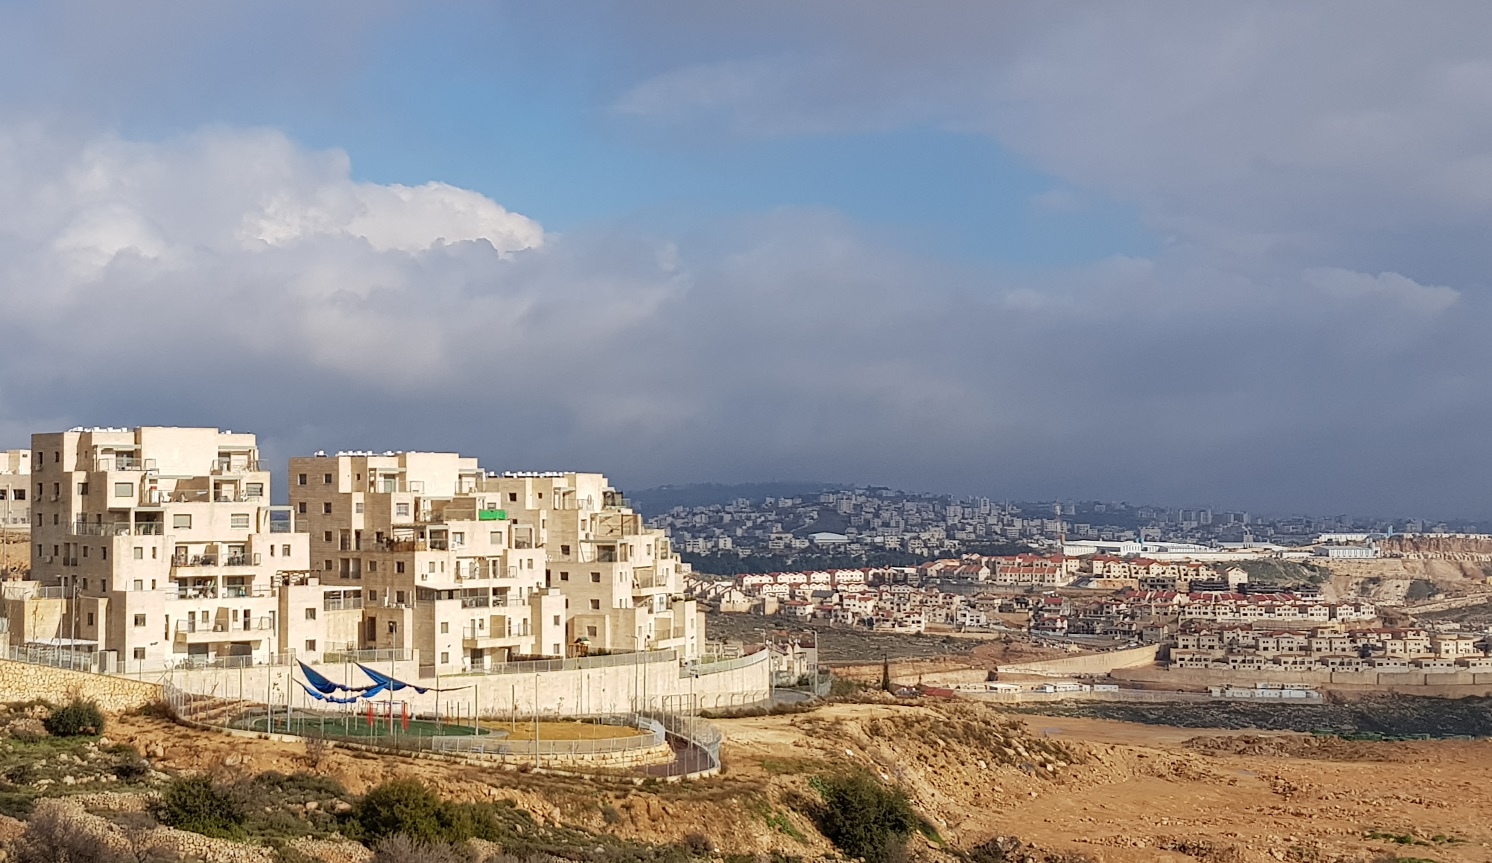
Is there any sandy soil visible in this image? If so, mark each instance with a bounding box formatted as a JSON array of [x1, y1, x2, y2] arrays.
[[101, 696, 1492, 862]]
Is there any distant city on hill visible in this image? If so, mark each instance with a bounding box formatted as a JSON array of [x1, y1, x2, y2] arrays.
[[632, 481, 1492, 575]]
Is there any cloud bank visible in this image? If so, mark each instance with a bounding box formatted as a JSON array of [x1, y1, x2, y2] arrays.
[[2, 4, 1492, 517]]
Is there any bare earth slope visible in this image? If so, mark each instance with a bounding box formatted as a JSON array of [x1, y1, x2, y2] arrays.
[[104, 701, 1492, 863]]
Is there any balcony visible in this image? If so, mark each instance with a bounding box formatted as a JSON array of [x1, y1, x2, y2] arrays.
[[323, 595, 365, 611], [171, 553, 261, 568], [173, 616, 275, 642], [211, 458, 260, 473], [70, 522, 164, 537], [462, 624, 529, 648]]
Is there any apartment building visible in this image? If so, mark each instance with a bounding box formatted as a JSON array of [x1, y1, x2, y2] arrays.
[[20, 427, 348, 669], [288, 455, 701, 674], [0, 449, 30, 528]]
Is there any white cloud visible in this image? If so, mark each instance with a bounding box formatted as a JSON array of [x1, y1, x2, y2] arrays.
[[243, 180, 542, 254], [1304, 268, 1459, 314]]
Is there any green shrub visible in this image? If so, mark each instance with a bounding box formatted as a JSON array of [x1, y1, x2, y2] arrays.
[[806, 771, 918, 863], [158, 775, 247, 839], [42, 700, 104, 737], [354, 780, 450, 844]]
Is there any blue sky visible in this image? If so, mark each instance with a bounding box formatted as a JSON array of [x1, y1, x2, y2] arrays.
[[3, 3, 1492, 516]]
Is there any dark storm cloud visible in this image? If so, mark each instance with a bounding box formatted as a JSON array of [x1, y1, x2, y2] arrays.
[[1, 4, 1491, 517]]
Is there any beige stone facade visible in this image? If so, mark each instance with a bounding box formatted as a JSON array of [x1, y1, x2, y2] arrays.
[[289, 455, 702, 673], [1, 450, 30, 578], [21, 428, 355, 669]]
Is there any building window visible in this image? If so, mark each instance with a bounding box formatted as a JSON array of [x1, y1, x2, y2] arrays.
[[297, 502, 307, 514], [368, 561, 377, 573], [589, 599, 600, 610], [133, 579, 143, 591], [560, 572, 569, 581], [100, 547, 106, 560], [322, 503, 332, 514], [245, 483, 264, 498], [428, 562, 436, 574], [587, 626, 597, 637], [76, 483, 88, 496], [172, 514, 191, 530], [324, 559, 334, 571], [133, 648, 145, 660], [396, 591, 406, 604], [552, 615, 560, 625], [230, 513, 250, 529], [490, 531, 501, 544], [86, 612, 94, 626], [395, 562, 405, 574], [396, 503, 410, 517], [451, 532, 464, 547], [590, 572, 601, 583], [354, 502, 364, 514], [387, 621, 397, 634], [508, 493, 517, 502], [369, 590, 378, 601], [324, 474, 333, 484], [305, 608, 316, 620], [133, 614, 146, 627], [561, 544, 571, 556], [440, 622, 449, 634], [323, 531, 333, 541], [10, 489, 21, 501], [297, 474, 307, 485], [305, 640, 317, 652], [440, 652, 449, 664], [282, 545, 291, 557]]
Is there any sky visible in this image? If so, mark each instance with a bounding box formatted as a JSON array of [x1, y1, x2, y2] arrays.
[[1, 2, 1491, 517]]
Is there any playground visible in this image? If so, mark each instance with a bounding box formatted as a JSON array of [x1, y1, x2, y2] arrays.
[[240, 710, 648, 742]]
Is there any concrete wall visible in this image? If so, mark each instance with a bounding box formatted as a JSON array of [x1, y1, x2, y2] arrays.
[[163, 649, 770, 717], [0, 659, 162, 712], [996, 644, 1161, 678], [1112, 664, 1492, 694]]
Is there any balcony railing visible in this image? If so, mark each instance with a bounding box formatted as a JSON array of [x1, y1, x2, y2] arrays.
[[463, 624, 525, 641], [212, 458, 260, 473], [171, 553, 260, 568], [70, 522, 164, 537], [223, 585, 272, 598], [174, 616, 274, 635], [323, 596, 365, 611]]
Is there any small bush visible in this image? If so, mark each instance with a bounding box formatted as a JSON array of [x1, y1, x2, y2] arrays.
[[806, 771, 918, 863], [371, 835, 474, 863], [15, 804, 125, 863], [42, 700, 104, 738], [157, 775, 247, 839], [683, 833, 715, 857]]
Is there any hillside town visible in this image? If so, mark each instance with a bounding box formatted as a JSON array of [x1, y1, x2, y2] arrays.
[[647, 486, 1487, 567], [687, 540, 1492, 676]]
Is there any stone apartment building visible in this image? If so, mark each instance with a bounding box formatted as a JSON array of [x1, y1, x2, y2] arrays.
[[1, 449, 30, 529], [288, 454, 701, 674], [1, 449, 30, 577], [18, 427, 350, 669]]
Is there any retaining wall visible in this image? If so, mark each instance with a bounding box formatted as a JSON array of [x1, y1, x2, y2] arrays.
[[996, 644, 1160, 677], [0, 659, 162, 712], [1112, 665, 1492, 695]]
